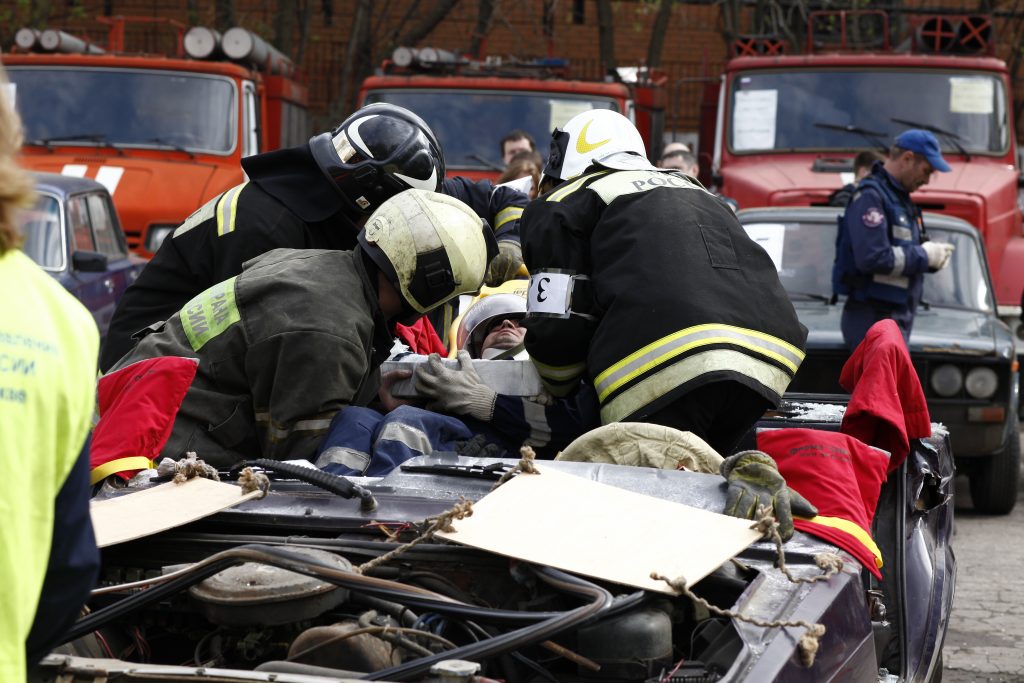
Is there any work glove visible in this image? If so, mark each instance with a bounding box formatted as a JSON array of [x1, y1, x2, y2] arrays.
[[720, 451, 818, 542], [413, 350, 497, 421], [485, 241, 525, 286], [922, 241, 955, 271], [455, 433, 509, 459]]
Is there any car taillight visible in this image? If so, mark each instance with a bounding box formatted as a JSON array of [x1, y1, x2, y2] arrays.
[[145, 224, 176, 253]]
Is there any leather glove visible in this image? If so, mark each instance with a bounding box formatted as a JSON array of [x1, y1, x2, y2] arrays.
[[485, 241, 525, 286], [720, 451, 818, 542], [413, 350, 497, 421], [922, 241, 954, 270]]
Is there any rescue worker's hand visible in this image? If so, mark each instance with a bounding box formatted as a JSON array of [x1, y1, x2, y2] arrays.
[[484, 241, 525, 286], [413, 351, 497, 421], [720, 451, 818, 542], [922, 241, 954, 270]]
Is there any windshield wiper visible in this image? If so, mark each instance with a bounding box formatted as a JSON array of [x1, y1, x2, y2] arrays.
[[467, 154, 504, 172], [34, 133, 124, 155], [788, 291, 833, 304], [146, 137, 196, 160], [891, 117, 971, 162], [813, 122, 889, 152]]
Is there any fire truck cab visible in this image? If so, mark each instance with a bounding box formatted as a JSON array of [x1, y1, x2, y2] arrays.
[[4, 18, 308, 257], [702, 11, 1024, 322], [359, 48, 665, 182]]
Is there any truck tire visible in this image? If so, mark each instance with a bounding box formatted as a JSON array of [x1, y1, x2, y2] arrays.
[[969, 427, 1020, 515]]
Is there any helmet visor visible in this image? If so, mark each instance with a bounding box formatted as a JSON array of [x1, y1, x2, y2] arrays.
[[543, 128, 571, 181]]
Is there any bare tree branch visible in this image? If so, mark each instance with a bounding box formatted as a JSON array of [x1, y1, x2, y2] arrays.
[[395, 0, 460, 49], [334, 0, 372, 123], [596, 0, 616, 72], [214, 0, 236, 32], [647, 0, 674, 69], [469, 0, 496, 58]]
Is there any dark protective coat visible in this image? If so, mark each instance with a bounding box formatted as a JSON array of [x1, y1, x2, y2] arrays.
[[100, 145, 526, 371], [109, 249, 394, 468], [521, 166, 808, 426]]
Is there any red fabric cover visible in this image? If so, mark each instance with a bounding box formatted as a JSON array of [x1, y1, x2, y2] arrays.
[[839, 319, 931, 472], [758, 428, 888, 578], [90, 356, 198, 481], [395, 318, 447, 356]]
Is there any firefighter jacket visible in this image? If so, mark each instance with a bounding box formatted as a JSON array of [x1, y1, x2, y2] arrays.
[[520, 167, 808, 426], [108, 248, 395, 469], [832, 163, 930, 310], [1, 250, 99, 680], [100, 144, 527, 372]]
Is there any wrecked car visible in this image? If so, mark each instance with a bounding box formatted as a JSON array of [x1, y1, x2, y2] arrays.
[[35, 396, 953, 683]]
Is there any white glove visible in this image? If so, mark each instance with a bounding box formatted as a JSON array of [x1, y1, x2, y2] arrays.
[[922, 241, 954, 270], [413, 351, 497, 421]]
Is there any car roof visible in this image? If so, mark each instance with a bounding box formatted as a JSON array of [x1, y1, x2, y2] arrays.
[[31, 172, 109, 198], [736, 206, 979, 235]]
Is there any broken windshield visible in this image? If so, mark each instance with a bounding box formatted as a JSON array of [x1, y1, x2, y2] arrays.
[[8, 67, 237, 154], [729, 69, 1007, 155], [363, 88, 619, 171]]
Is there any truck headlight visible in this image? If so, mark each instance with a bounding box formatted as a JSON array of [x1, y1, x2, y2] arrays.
[[965, 366, 998, 399], [930, 364, 963, 397], [145, 224, 175, 253]]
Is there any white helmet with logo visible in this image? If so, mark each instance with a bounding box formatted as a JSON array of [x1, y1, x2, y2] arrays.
[[358, 190, 497, 325], [542, 109, 654, 182]]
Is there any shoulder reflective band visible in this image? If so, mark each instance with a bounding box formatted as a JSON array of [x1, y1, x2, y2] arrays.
[[216, 182, 248, 236], [527, 271, 597, 321]]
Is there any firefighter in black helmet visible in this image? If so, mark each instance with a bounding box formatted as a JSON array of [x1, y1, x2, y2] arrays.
[[100, 103, 527, 371]]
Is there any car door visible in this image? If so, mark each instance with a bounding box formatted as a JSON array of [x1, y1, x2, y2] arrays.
[[85, 191, 142, 318], [66, 193, 117, 336]]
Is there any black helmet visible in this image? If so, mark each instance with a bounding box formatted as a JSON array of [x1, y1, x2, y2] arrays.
[[309, 103, 445, 215]]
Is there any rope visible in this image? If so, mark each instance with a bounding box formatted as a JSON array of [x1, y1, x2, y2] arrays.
[[749, 509, 845, 585], [650, 572, 827, 668], [357, 499, 475, 574], [238, 467, 270, 499], [493, 445, 540, 488], [157, 453, 220, 484]]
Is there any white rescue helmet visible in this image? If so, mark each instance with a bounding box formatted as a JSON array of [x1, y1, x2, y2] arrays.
[[543, 109, 651, 182], [358, 190, 498, 324], [456, 292, 527, 358]]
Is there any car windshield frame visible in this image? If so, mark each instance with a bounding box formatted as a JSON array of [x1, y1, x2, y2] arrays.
[[740, 217, 995, 313], [7, 66, 239, 155], [727, 68, 1009, 157], [363, 87, 620, 171], [18, 191, 67, 272]]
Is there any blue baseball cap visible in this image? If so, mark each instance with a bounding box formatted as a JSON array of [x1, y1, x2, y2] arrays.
[[894, 129, 951, 172]]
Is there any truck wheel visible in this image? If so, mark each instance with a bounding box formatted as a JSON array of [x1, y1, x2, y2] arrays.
[[969, 428, 1020, 515]]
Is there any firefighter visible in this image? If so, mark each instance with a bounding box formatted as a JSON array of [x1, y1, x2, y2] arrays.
[[832, 130, 954, 349], [100, 103, 527, 371], [0, 69, 99, 678], [99, 190, 495, 471], [520, 110, 808, 457]]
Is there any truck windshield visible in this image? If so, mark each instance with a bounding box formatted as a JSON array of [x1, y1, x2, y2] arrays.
[[8, 67, 236, 154], [729, 70, 1007, 155], [741, 219, 993, 311], [363, 89, 619, 171]]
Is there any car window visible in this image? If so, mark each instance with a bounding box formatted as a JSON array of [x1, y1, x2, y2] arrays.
[[17, 194, 64, 270], [86, 193, 124, 258], [923, 228, 993, 312], [67, 195, 95, 251]]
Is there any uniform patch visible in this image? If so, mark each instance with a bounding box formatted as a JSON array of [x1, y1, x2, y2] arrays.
[[180, 277, 241, 351], [862, 207, 885, 228]]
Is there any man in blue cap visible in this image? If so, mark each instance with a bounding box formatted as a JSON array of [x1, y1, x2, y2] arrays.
[[832, 129, 955, 349]]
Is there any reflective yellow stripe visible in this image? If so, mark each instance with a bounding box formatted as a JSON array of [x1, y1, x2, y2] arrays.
[[599, 349, 793, 424], [594, 324, 804, 402], [216, 182, 248, 236], [802, 515, 884, 569], [531, 358, 586, 381], [547, 171, 611, 203], [90, 456, 154, 485], [494, 206, 523, 230]]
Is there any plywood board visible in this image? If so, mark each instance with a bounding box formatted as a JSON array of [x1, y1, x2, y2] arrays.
[[91, 478, 263, 548], [437, 466, 762, 594]]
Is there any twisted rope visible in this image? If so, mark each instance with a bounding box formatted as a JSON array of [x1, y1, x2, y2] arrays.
[[238, 467, 270, 499], [493, 445, 540, 488], [357, 499, 475, 573], [157, 452, 219, 484]]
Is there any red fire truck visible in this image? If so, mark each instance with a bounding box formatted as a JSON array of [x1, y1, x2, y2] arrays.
[[4, 17, 308, 257], [358, 48, 666, 182], [701, 11, 1024, 324]]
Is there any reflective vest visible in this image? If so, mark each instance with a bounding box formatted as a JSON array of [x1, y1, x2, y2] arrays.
[[833, 172, 923, 307], [0, 250, 98, 680]]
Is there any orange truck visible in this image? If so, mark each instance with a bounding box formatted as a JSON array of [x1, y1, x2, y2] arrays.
[[699, 10, 1024, 329], [4, 16, 308, 257], [358, 48, 666, 182]]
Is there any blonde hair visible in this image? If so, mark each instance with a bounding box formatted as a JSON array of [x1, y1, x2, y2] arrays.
[[0, 64, 35, 254]]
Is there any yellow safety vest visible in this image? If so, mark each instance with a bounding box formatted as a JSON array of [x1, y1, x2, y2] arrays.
[[0, 250, 98, 679]]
